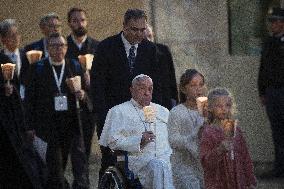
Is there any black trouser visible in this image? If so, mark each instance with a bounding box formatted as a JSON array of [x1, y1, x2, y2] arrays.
[[266, 87, 284, 172], [0, 128, 34, 189], [45, 114, 74, 189], [70, 109, 95, 189]]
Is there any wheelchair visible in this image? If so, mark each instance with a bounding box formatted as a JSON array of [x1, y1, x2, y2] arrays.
[[98, 150, 142, 189]]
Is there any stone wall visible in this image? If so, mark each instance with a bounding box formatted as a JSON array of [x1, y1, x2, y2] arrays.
[[147, 0, 273, 162], [0, 0, 274, 162], [0, 0, 144, 46]]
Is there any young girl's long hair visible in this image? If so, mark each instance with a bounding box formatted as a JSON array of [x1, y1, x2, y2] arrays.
[[207, 87, 237, 124], [179, 69, 205, 104]]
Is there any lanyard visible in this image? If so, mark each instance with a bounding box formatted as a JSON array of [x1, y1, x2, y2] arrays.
[[51, 62, 65, 95]]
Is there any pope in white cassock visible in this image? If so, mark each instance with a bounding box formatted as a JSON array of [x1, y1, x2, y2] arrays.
[[99, 74, 175, 189]]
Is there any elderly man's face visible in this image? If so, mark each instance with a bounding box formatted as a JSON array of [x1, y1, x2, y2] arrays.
[[68, 11, 88, 37], [130, 78, 153, 107], [47, 36, 67, 62], [123, 18, 147, 45], [1, 26, 21, 52], [41, 18, 62, 37]]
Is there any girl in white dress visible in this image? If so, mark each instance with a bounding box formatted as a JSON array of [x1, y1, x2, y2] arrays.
[[168, 69, 206, 189]]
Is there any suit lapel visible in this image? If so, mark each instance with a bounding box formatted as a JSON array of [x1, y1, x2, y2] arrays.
[[115, 33, 129, 70]]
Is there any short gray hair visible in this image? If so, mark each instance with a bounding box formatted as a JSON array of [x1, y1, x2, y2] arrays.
[[132, 74, 152, 86], [0, 19, 17, 38], [39, 12, 59, 27]]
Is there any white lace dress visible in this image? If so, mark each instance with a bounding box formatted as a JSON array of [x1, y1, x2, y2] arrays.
[[168, 104, 204, 189]]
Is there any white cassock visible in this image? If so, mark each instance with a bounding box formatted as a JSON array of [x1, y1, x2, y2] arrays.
[[100, 99, 175, 189]]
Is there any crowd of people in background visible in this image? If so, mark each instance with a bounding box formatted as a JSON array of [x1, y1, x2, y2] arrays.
[[1, 5, 283, 189]]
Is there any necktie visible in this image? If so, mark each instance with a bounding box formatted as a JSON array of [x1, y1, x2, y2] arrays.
[[11, 53, 17, 63], [10, 53, 19, 77], [128, 46, 136, 71]]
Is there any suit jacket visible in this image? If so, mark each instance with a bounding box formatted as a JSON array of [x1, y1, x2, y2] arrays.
[[24, 38, 47, 58], [25, 58, 84, 142], [66, 35, 99, 60], [90, 32, 162, 135], [258, 35, 284, 97], [66, 35, 99, 112], [155, 43, 178, 110]]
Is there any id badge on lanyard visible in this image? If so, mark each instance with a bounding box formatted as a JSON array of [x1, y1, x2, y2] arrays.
[[51, 61, 68, 111], [54, 94, 68, 111]]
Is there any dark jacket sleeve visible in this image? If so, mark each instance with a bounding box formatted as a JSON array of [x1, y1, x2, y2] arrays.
[[90, 40, 109, 132]]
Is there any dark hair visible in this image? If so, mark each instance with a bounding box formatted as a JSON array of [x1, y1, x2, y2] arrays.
[[124, 9, 147, 25], [39, 13, 59, 28], [67, 7, 87, 23], [179, 69, 205, 103], [47, 32, 65, 45]]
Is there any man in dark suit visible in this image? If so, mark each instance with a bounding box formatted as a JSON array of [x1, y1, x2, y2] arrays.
[[66, 7, 99, 189], [0, 19, 30, 100], [25, 33, 87, 189], [90, 8, 161, 181], [258, 7, 284, 178], [24, 13, 62, 58], [144, 24, 178, 110], [0, 47, 46, 188]]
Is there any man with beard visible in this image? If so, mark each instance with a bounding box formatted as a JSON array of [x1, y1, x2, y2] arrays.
[[66, 7, 99, 189], [25, 13, 62, 59]]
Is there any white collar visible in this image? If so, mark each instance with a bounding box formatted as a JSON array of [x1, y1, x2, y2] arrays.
[[49, 57, 65, 66], [121, 33, 138, 51], [71, 34, 87, 48], [130, 98, 151, 109], [4, 48, 20, 57]]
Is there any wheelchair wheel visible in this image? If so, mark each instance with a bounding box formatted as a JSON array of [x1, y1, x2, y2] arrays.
[[98, 166, 125, 189]]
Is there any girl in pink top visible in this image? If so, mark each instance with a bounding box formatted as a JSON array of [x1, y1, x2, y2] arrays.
[[200, 88, 257, 189]]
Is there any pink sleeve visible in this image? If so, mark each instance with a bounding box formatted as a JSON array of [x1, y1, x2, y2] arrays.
[[200, 127, 224, 171]]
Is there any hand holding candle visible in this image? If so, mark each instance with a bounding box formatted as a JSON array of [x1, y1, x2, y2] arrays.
[[221, 119, 235, 138], [26, 50, 43, 64], [221, 119, 236, 160], [143, 105, 156, 123], [78, 54, 94, 71], [196, 96, 208, 117], [1, 63, 16, 81], [66, 76, 81, 93]]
